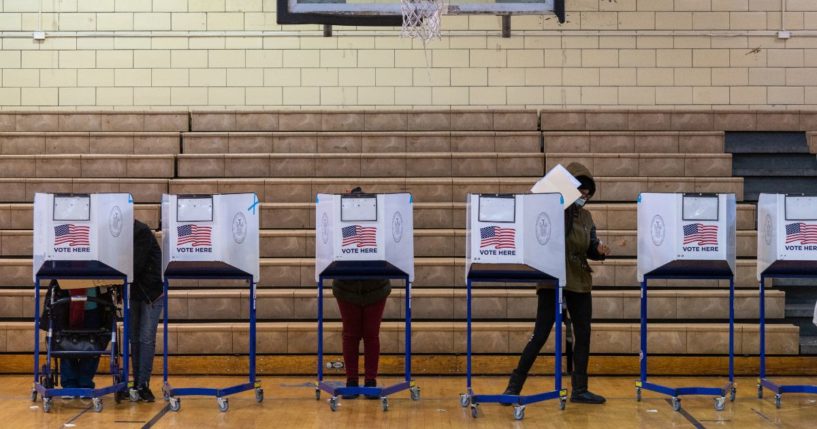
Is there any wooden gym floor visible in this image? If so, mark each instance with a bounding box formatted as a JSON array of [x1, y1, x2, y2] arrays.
[[8, 375, 817, 428]]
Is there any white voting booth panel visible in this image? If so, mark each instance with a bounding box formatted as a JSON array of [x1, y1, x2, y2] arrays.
[[637, 193, 736, 281], [33, 193, 134, 283], [315, 193, 413, 281], [161, 194, 259, 281], [465, 193, 565, 285], [757, 193, 817, 278]]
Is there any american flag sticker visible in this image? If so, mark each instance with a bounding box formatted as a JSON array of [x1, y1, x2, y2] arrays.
[[480, 226, 516, 249], [54, 224, 90, 246], [786, 222, 817, 245], [341, 225, 377, 248], [682, 223, 718, 245], [177, 224, 212, 247]]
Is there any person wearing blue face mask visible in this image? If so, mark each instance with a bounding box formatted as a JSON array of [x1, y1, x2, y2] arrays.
[[503, 162, 610, 404]]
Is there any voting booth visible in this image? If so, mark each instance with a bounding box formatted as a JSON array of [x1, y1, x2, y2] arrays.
[[34, 193, 134, 282], [161, 194, 260, 281], [757, 194, 817, 277], [637, 193, 737, 281], [314, 192, 418, 411], [32, 193, 134, 413], [160, 193, 262, 412], [461, 193, 567, 420], [636, 193, 737, 412], [315, 192, 413, 281], [756, 194, 817, 407], [465, 193, 566, 285]]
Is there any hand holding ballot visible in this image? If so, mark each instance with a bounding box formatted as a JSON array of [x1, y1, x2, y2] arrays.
[[530, 164, 582, 209]]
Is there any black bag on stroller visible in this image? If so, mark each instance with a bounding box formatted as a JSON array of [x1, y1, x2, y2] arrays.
[[39, 280, 118, 371]]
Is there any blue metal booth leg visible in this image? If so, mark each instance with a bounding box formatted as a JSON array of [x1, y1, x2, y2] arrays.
[[757, 274, 817, 408], [463, 277, 567, 421], [636, 275, 733, 412], [162, 275, 262, 412], [316, 274, 418, 412], [32, 276, 130, 413]]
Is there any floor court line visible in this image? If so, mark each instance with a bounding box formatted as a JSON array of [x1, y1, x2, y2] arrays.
[[141, 403, 170, 429]]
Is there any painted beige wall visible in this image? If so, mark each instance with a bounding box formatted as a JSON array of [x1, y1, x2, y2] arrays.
[[0, 0, 815, 109]]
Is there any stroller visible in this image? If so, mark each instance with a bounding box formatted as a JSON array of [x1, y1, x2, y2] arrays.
[[33, 279, 127, 413]]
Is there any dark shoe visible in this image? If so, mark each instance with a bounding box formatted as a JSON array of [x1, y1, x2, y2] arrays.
[[364, 379, 379, 400], [501, 369, 527, 406], [138, 386, 156, 403], [570, 390, 606, 404], [341, 379, 360, 400]]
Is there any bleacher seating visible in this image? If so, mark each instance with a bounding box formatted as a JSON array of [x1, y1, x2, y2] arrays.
[[0, 109, 810, 369]]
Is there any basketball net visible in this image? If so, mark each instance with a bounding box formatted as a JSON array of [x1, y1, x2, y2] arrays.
[[400, 0, 446, 42]]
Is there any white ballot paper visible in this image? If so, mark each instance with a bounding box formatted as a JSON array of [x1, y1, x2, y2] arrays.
[[530, 164, 582, 209]]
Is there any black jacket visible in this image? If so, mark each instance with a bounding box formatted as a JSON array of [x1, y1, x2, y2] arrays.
[[133, 220, 163, 303]]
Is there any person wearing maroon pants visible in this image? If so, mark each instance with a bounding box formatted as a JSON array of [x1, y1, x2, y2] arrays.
[[333, 276, 391, 399]]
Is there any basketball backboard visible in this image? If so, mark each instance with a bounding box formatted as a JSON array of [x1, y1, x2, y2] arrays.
[[277, 0, 565, 27]]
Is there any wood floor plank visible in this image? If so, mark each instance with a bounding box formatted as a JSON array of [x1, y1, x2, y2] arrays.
[[4, 375, 817, 428]]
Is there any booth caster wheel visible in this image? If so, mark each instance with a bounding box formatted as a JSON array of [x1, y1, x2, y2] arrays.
[[671, 397, 681, 412], [381, 397, 389, 411], [329, 396, 338, 412], [730, 386, 737, 402], [217, 397, 229, 412], [459, 393, 470, 408], [757, 385, 763, 399], [636, 387, 642, 402], [513, 405, 526, 420], [129, 388, 140, 402], [169, 397, 181, 412], [92, 398, 103, 413], [255, 388, 264, 403], [559, 397, 567, 410], [775, 394, 782, 409], [410, 386, 420, 401], [469, 403, 479, 419], [42, 397, 52, 413], [714, 396, 726, 411]]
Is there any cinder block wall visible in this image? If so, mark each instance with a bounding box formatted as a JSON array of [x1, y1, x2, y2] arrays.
[[0, 0, 815, 109]]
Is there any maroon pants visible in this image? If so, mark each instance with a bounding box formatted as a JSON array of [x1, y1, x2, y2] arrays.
[[336, 297, 387, 382]]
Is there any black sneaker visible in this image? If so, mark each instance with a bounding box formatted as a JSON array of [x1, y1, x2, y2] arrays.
[[341, 380, 360, 400], [364, 379, 379, 400], [570, 390, 606, 404], [139, 386, 156, 403]]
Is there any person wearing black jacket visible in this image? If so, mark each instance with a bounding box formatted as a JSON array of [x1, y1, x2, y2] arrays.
[[129, 219, 163, 402], [503, 163, 610, 404]]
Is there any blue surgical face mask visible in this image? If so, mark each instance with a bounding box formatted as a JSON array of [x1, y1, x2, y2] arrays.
[[575, 197, 587, 207]]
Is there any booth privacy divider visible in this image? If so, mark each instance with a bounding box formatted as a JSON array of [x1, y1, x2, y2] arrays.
[[636, 192, 737, 412], [32, 193, 134, 413], [460, 192, 567, 421], [161, 193, 262, 412], [314, 192, 419, 412], [756, 193, 817, 407]]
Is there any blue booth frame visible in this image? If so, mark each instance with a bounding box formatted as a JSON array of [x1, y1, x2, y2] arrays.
[[315, 272, 420, 412], [758, 273, 817, 408], [161, 273, 262, 412], [636, 273, 736, 412], [32, 274, 130, 413], [460, 271, 568, 421]]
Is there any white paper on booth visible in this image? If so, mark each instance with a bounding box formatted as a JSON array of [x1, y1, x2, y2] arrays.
[[530, 164, 581, 209]]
